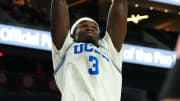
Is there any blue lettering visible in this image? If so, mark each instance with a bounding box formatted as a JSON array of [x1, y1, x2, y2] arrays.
[[74, 44, 84, 54], [85, 44, 93, 52], [74, 43, 110, 62], [89, 55, 99, 75]]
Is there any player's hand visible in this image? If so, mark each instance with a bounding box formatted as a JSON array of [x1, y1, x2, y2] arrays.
[[176, 35, 180, 59]]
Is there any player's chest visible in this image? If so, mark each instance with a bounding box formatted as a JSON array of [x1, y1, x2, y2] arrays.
[[68, 43, 109, 61], [67, 43, 112, 75]]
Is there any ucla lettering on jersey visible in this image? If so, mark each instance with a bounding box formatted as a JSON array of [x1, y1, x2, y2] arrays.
[[74, 43, 109, 62]]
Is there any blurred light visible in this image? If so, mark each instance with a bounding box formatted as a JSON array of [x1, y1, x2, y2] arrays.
[[149, 0, 180, 6], [134, 4, 139, 8], [149, 6, 154, 10], [127, 14, 149, 24], [164, 9, 168, 13], [68, 0, 86, 7], [155, 21, 174, 30], [178, 12, 180, 15], [0, 52, 3, 56], [13, 0, 25, 6], [165, 28, 170, 32]]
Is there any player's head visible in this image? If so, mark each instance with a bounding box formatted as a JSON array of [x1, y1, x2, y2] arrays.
[[71, 17, 100, 47]]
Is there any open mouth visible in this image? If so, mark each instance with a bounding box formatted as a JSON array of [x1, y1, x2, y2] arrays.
[[87, 32, 95, 37]]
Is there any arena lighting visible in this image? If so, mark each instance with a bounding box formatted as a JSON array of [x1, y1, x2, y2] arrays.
[[0, 52, 3, 56], [178, 12, 180, 15], [149, 0, 180, 6], [127, 14, 149, 24], [13, 0, 24, 6], [134, 3, 139, 8], [149, 6, 154, 10], [68, 0, 86, 7], [164, 9, 169, 13]]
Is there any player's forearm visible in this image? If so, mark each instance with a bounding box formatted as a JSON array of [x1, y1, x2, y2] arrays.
[[111, 0, 128, 17], [50, 0, 69, 28], [106, 0, 128, 51], [50, 0, 70, 50]]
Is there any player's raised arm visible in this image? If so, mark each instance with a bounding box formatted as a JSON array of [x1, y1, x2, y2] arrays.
[[106, 0, 128, 52], [50, 0, 70, 50]]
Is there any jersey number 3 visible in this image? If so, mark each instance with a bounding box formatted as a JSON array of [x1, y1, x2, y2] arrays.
[[89, 55, 99, 75]]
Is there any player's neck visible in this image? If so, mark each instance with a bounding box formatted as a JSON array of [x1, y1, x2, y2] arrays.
[[91, 42, 99, 47]]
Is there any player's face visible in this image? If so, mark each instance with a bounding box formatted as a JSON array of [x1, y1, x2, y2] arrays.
[[73, 21, 100, 46]]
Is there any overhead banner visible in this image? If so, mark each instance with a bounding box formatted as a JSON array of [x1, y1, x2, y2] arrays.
[[122, 44, 176, 68], [0, 24, 51, 51], [149, 0, 180, 6], [0, 24, 176, 68]]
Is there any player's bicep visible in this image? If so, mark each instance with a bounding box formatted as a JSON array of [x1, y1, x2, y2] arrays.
[[50, 0, 70, 50]]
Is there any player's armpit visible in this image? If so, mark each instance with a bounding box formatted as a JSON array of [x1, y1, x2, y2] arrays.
[[50, 0, 70, 50], [106, 0, 128, 52]]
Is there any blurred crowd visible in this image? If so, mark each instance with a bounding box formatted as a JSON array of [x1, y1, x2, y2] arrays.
[[0, 0, 50, 29], [0, 0, 52, 76], [0, 55, 53, 77]]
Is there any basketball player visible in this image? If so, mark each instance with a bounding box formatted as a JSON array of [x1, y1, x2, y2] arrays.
[[159, 34, 180, 101], [50, 0, 127, 100]]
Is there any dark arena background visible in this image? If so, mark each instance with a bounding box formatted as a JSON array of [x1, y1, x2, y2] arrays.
[[0, 0, 179, 101]]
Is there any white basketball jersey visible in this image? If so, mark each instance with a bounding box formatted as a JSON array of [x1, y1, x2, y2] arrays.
[[52, 31, 123, 101]]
